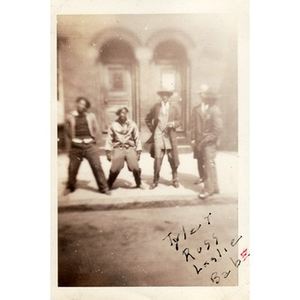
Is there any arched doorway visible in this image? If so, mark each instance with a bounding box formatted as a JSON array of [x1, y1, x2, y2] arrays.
[[99, 38, 137, 131], [152, 40, 189, 133]]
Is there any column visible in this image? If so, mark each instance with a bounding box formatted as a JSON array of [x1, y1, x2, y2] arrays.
[[134, 47, 153, 142]]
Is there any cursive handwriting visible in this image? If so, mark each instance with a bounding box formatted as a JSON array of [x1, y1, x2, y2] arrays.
[[162, 213, 249, 284]]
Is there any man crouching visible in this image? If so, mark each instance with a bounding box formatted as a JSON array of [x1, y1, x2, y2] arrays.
[[105, 107, 144, 189]]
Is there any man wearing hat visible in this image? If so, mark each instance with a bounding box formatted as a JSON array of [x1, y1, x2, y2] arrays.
[[105, 106, 143, 189], [191, 90, 223, 199], [64, 97, 110, 195], [145, 90, 181, 189]]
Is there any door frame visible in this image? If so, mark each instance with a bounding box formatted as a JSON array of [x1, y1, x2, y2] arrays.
[[154, 59, 188, 134], [101, 62, 138, 133]]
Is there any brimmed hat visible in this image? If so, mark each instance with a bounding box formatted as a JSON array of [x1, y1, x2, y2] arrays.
[[116, 106, 129, 116], [203, 91, 218, 100], [157, 90, 173, 97], [197, 84, 209, 94]]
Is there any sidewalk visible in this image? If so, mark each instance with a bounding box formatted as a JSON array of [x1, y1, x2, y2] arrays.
[[57, 151, 238, 209]]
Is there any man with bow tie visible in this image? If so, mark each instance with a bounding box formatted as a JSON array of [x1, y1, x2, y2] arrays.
[[191, 90, 223, 199], [145, 90, 181, 189]]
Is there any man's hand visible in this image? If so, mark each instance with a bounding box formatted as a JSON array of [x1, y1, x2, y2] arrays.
[[106, 151, 112, 162], [166, 121, 174, 128], [137, 151, 141, 161], [191, 139, 195, 145], [200, 138, 210, 148]]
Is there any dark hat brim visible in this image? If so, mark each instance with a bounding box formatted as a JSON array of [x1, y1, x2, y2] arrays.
[[157, 90, 173, 97], [203, 91, 218, 100], [116, 106, 129, 115]]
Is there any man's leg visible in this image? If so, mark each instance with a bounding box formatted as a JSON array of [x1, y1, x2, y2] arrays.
[[154, 154, 164, 183], [107, 147, 125, 189], [167, 150, 179, 188], [199, 145, 219, 198], [66, 145, 83, 192], [84, 143, 110, 193], [195, 156, 205, 184], [150, 149, 164, 189], [125, 148, 142, 188]]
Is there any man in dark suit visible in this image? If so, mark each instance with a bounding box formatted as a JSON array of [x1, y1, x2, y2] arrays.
[[191, 91, 223, 199], [191, 85, 208, 185], [145, 90, 181, 189]]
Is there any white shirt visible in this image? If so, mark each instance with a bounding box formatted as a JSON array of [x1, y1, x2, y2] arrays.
[[161, 101, 170, 115], [201, 102, 208, 114]]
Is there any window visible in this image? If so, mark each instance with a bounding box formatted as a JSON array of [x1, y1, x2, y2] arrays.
[[110, 72, 124, 91]]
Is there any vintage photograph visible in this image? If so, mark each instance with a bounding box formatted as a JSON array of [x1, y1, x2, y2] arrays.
[[54, 7, 248, 296]]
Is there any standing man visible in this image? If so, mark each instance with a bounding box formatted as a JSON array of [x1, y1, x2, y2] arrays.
[[191, 91, 223, 199], [105, 107, 143, 189], [191, 84, 209, 185], [145, 90, 181, 189], [64, 97, 111, 195]]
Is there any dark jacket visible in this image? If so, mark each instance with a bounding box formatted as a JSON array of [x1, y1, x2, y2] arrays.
[[145, 102, 181, 167], [65, 110, 101, 148], [191, 103, 222, 158]]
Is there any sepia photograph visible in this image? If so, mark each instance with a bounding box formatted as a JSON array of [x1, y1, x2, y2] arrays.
[[6, 0, 300, 299], [52, 1, 249, 299]]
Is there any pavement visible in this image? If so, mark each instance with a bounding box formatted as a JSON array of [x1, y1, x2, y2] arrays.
[[56, 151, 242, 288], [57, 150, 238, 210], [58, 204, 240, 287]]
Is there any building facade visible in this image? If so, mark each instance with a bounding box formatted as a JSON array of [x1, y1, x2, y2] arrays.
[[57, 14, 237, 151]]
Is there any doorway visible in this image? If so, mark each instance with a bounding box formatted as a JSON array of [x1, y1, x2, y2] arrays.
[[99, 39, 137, 131], [153, 40, 188, 133]]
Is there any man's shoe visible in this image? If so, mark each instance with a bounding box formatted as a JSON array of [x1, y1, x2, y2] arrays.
[[63, 187, 75, 196], [173, 180, 180, 188], [198, 191, 213, 199], [136, 183, 146, 190], [194, 178, 204, 185], [149, 182, 158, 190], [100, 189, 111, 195]]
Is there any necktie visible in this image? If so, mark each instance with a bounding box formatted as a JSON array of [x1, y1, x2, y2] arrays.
[[162, 102, 168, 115]]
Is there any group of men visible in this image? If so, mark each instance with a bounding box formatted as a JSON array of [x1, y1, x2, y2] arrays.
[[64, 88, 222, 199]]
